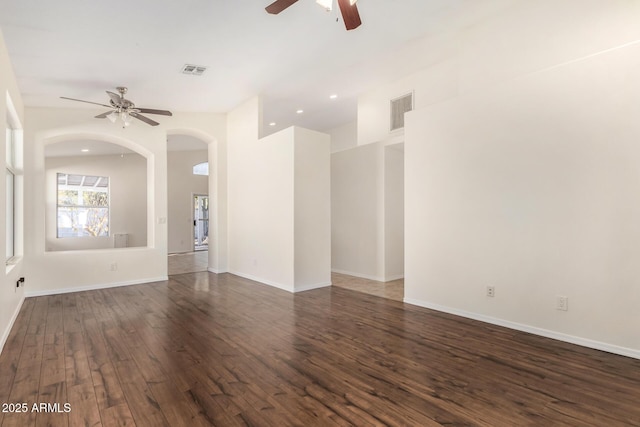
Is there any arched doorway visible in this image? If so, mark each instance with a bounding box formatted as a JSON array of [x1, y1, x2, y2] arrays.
[[166, 133, 209, 274], [44, 137, 149, 252]]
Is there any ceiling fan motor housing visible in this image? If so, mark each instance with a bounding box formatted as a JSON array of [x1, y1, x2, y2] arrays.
[[111, 98, 136, 110]]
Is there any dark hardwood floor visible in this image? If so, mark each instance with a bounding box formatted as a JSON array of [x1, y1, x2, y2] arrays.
[[1, 272, 639, 426]]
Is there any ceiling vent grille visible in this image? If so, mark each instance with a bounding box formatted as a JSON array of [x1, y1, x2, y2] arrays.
[[181, 64, 207, 76], [390, 92, 413, 131]]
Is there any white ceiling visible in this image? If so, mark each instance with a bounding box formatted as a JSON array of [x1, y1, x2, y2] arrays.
[[0, 0, 513, 134]]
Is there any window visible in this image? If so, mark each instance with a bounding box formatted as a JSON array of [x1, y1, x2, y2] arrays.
[[57, 173, 110, 237], [193, 162, 209, 176], [5, 120, 15, 261], [5, 94, 23, 265]]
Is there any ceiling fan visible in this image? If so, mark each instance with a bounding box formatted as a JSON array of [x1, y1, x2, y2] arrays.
[[60, 87, 172, 127], [266, 0, 362, 31]]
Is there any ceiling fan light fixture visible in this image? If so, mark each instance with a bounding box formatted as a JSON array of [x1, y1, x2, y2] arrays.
[[106, 111, 118, 123], [121, 111, 133, 127], [266, 0, 361, 31], [316, 0, 332, 11]]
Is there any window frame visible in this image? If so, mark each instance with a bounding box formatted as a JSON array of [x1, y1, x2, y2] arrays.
[[5, 122, 15, 262], [56, 173, 111, 238]]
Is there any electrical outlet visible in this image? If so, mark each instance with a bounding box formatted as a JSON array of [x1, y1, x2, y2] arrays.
[[557, 296, 568, 311], [486, 286, 495, 297], [110, 263, 118, 271]]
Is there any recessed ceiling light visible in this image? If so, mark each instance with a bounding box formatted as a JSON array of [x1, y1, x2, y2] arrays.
[[269, 122, 276, 126], [296, 109, 304, 114], [330, 94, 338, 99], [81, 149, 90, 152]]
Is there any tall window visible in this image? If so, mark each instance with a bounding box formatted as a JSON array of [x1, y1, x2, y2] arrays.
[[5, 120, 15, 260], [57, 173, 110, 237]]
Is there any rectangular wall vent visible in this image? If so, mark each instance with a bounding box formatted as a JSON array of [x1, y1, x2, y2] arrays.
[[390, 92, 414, 131], [181, 64, 207, 76]]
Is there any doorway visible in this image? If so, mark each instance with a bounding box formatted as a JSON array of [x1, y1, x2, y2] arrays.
[[194, 194, 209, 251]]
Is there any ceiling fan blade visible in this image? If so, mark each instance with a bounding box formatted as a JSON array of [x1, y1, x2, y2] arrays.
[[60, 97, 112, 108], [106, 91, 122, 105], [130, 112, 159, 126], [95, 111, 114, 119], [337, 0, 362, 30], [137, 108, 173, 116], [265, 0, 299, 14]]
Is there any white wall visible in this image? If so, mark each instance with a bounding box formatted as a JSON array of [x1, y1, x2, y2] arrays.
[[358, 1, 640, 148], [399, 0, 640, 357], [167, 150, 208, 253], [45, 153, 147, 251], [331, 141, 404, 282], [207, 131, 228, 274], [384, 145, 404, 280], [228, 98, 295, 290], [0, 28, 25, 353], [331, 143, 382, 280], [358, 59, 458, 147], [328, 120, 357, 153], [228, 97, 330, 292], [294, 127, 331, 291], [23, 108, 226, 296]]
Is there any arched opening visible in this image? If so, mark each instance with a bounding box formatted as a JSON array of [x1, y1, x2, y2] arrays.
[[166, 133, 209, 274], [44, 138, 148, 252]]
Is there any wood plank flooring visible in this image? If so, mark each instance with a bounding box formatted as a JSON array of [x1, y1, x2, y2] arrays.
[[331, 272, 404, 301], [1, 272, 640, 426], [168, 251, 209, 275]]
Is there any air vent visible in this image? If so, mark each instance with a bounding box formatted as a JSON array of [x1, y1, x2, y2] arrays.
[[390, 92, 413, 131], [181, 64, 207, 76]]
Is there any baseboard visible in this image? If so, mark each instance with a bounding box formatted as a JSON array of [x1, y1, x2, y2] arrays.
[[227, 270, 294, 293], [404, 297, 640, 360], [331, 269, 404, 283], [295, 281, 331, 293], [24, 276, 169, 297], [331, 269, 384, 282], [207, 268, 228, 274], [0, 295, 25, 355], [227, 271, 330, 294]]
